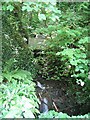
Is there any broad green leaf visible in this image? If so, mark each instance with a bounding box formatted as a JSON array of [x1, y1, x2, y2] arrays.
[[22, 6, 27, 11], [23, 110, 35, 118], [26, 5, 32, 12], [79, 37, 89, 44], [38, 13, 46, 21], [22, 5, 32, 11], [7, 5, 14, 11], [3, 73, 12, 81], [61, 49, 74, 58], [50, 14, 59, 21], [70, 60, 77, 66], [56, 52, 61, 56], [75, 66, 80, 72], [2, 5, 7, 11], [0, 75, 3, 83], [57, 30, 62, 34], [5, 107, 21, 118]]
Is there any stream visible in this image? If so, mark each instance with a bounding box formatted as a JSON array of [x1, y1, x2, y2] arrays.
[[35, 75, 90, 116]]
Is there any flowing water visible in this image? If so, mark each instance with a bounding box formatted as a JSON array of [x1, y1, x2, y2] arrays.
[[35, 75, 90, 116]]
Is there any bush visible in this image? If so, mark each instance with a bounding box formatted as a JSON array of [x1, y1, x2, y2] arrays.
[[2, 2, 90, 117], [2, 4, 37, 76], [39, 110, 90, 119], [0, 69, 40, 118], [34, 2, 90, 109]]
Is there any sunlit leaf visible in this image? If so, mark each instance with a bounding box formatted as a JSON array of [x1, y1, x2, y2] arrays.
[[38, 13, 46, 21], [7, 5, 14, 11]]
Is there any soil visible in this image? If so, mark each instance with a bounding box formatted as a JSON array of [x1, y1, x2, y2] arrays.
[[35, 75, 90, 116]]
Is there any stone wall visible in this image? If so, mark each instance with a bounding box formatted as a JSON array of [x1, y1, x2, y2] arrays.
[[28, 37, 46, 49]]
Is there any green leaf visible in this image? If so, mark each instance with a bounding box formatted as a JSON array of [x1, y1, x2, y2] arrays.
[[56, 52, 61, 56], [23, 110, 35, 118], [26, 5, 32, 12], [7, 5, 14, 11], [78, 37, 89, 44], [61, 49, 74, 59], [3, 73, 12, 81], [0, 75, 3, 83], [22, 6, 27, 11], [70, 60, 77, 66], [2, 5, 7, 11], [80, 69, 85, 73], [22, 5, 32, 11], [38, 13, 46, 21], [57, 30, 62, 34], [4, 107, 21, 118], [75, 66, 80, 72]]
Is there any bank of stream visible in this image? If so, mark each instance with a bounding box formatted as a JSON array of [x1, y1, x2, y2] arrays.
[[35, 75, 90, 116]]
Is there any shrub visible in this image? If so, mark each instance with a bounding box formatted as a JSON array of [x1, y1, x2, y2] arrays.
[[39, 110, 90, 119], [0, 69, 40, 118]]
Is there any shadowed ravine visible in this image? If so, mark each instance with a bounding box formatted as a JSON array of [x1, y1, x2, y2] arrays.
[[35, 75, 90, 116]]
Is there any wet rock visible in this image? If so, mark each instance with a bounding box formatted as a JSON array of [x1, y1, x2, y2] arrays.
[[40, 97, 48, 113], [36, 81, 45, 90]]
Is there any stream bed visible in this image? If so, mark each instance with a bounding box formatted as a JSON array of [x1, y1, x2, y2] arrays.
[[35, 75, 90, 116]]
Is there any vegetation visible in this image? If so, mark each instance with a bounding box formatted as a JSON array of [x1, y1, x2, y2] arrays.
[[0, 62, 40, 118], [1, 1, 90, 118], [39, 110, 90, 118]]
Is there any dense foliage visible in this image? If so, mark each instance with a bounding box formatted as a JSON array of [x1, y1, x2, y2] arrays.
[[2, 2, 36, 76], [39, 110, 90, 118], [34, 2, 90, 107], [1, 1, 90, 118], [0, 68, 39, 118]]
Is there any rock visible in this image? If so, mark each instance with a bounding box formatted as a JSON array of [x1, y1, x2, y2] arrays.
[[37, 81, 45, 90], [40, 98, 48, 113]]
